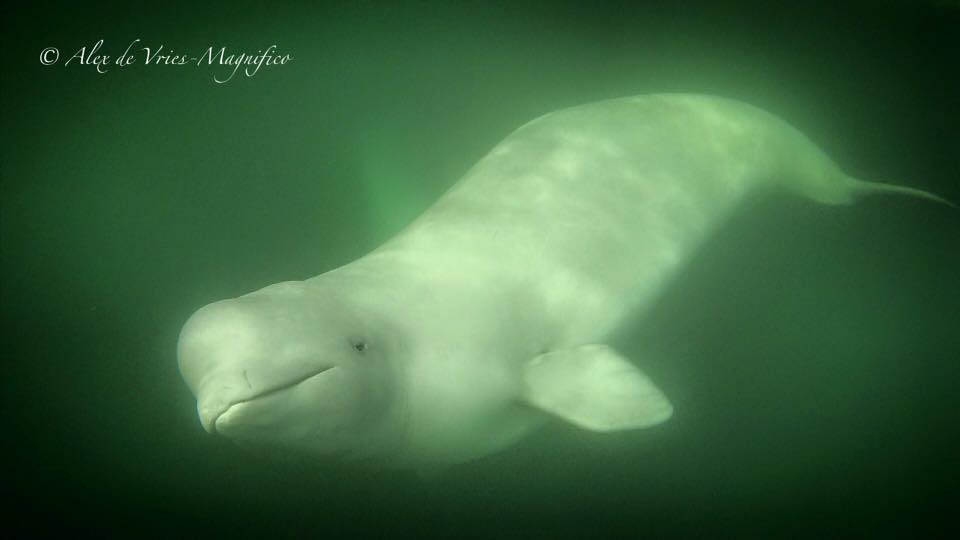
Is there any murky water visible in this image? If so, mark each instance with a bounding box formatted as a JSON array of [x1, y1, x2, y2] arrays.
[[4, 2, 958, 537]]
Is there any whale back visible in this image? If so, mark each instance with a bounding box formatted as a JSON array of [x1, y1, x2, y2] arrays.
[[375, 94, 949, 346]]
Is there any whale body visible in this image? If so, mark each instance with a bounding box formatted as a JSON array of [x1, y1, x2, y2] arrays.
[[178, 94, 945, 468]]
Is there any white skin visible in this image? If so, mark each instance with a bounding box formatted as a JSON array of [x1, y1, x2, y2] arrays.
[[178, 94, 935, 469]]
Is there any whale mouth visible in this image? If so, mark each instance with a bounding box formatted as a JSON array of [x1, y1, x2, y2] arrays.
[[212, 366, 336, 433]]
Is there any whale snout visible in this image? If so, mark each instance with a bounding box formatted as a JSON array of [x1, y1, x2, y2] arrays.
[[177, 300, 260, 393], [177, 279, 399, 457], [199, 366, 337, 433], [177, 297, 335, 434], [198, 393, 235, 433], [178, 302, 260, 432]]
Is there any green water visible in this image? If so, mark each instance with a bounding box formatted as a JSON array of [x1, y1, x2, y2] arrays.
[[3, 1, 958, 537]]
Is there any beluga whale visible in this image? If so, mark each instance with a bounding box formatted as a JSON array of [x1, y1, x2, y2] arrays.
[[178, 94, 950, 469]]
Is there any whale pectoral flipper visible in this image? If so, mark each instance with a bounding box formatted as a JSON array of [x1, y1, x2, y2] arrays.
[[523, 345, 673, 432]]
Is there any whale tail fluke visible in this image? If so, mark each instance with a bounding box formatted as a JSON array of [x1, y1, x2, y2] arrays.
[[783, 132, 954, 209], [849, 177, 956, 208]]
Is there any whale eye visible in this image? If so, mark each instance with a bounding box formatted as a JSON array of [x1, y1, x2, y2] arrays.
[[352, 340, 368, 353]]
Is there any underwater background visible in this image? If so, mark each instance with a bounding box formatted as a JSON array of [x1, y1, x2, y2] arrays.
[[3, 1, 958, 537]]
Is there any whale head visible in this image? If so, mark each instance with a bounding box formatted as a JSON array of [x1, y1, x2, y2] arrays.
[[177, 279, 403, 460]]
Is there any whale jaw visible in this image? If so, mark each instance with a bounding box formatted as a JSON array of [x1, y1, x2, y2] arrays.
[[195, 366, 337, 433]]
